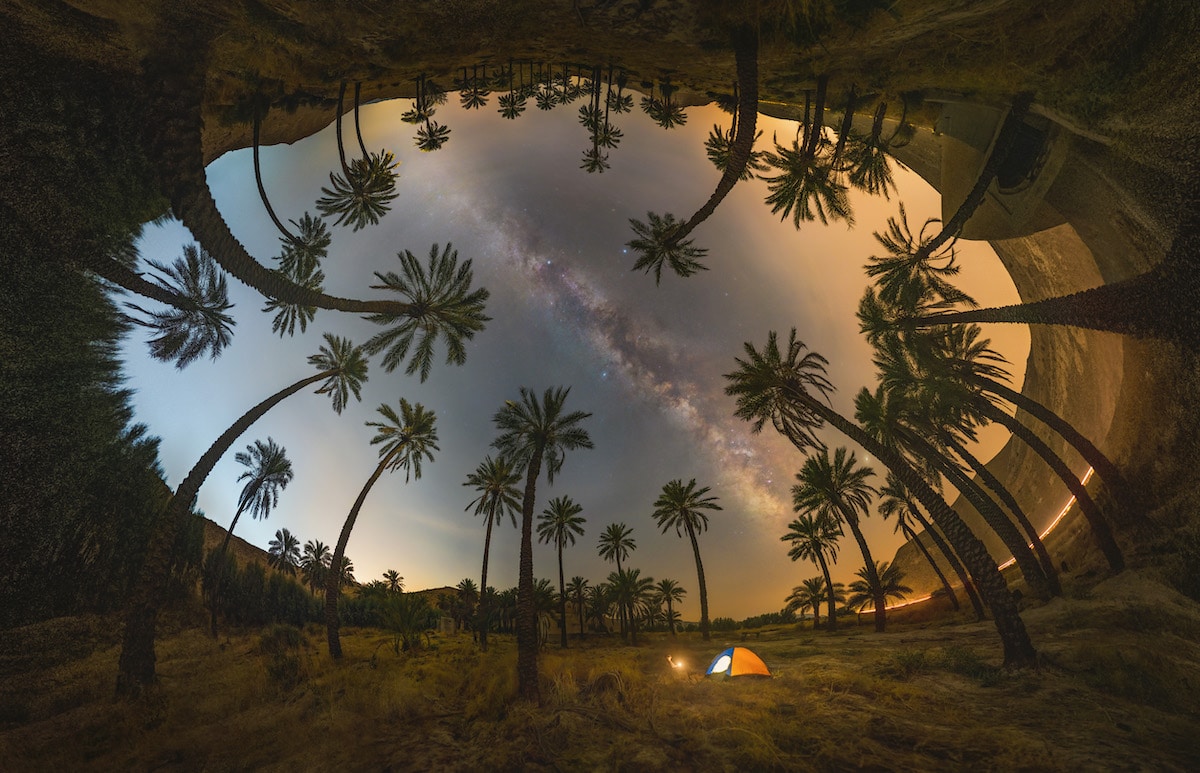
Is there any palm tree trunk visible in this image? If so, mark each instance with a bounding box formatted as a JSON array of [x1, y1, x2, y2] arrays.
[[353, 82, 370, 160], [334, 81, 351, 178], [326, 454, 394, 659], [666, 598, 676, 636], [557, 540, 568, 648], [970, 373, 1135, 518], [811, 599, 821, 630], [578, 592, 587, 639], [842, 514, 885, 632], [686, 523, 711, 641], [209, 501, 248, 637], [670, 26, 758, 245], [85, 254, 193, 310], [143, 48, 415, 315], [915, 92, 1034, 261], [814, 551, 837, 632], [945, 435, 1061, 595], [831, 85, 857, 167], [978, 402, 1125, 572], [800, 392, 1037, 666], [252, 107, 295, 244], [905, 430, 1053, 600], [117, 369, 332, 696], [479, 507, 495, 652], [902, 522, 960, 610], [516, 451, 543, 704], [907, 502, 987, 619], [615, 553, 627, 640], [805, 75, 828, 157]]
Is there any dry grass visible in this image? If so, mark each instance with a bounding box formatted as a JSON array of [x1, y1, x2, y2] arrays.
[[3, 571, 1199, 771]]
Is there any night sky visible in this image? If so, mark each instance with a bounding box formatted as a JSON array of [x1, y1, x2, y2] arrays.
[[119, 93, 1029, 619]]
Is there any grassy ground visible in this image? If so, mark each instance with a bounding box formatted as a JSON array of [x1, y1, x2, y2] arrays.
[[3, 569, 1198, 771]]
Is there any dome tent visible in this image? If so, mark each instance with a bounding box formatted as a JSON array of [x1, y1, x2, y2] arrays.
[[705, 646, 771, 677]]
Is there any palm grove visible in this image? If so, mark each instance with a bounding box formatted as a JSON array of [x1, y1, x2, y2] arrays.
[[7, 15, 1169, 709]]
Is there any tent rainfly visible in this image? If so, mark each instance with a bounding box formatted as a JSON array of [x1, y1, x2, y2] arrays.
[[705, 646, 771, 677]]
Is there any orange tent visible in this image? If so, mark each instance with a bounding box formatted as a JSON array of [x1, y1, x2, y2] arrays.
[[705, 646, 771, 677]]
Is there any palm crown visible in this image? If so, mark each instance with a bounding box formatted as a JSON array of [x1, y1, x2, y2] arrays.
[[367, 399, 439, 482], [537, 496, 586, 548], [792, 447, 878, 528], [234, 437, 294, 520], [652, 478, 722, 537], [597, 522, 636, 568], [363, 243, 491, 382], [491, 386, 593, 484], [307, 333, 369, 414], [315, 151, 400, 231], [626, 211, 709, 284], [464, 455, 522, 527]]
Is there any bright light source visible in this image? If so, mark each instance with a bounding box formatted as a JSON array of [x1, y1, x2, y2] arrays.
[[667, 655, 685, 669]]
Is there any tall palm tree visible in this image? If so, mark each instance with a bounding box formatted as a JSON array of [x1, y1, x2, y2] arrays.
[[382, 569, 404, 593], [536, 496, 586, 648], [463, 455, 522, 652], [301, 539, 332, 595], [793, 448, 889, 631], [326, 399, 438, 658], [491, 386, 593, 703], [362, 243, 491, 383], [654, 578, 686, 636], [847, 561, 912, 618], [267, 528, 301, 575], [864, 203, 975, 309], [567, 576, 590, 639], [781, 512, 842, 631], [627, 27, 759, 283], [724, 329, 1037, 666], [598, 521, 637, 637], [208, 436, 294, 636], [608, 568, 656, 645], [121, 244, 235, 369], [651, 478, 722, 640], [586, 583, 612, 633], [316, 82, 399, 231], [877, 474, 961, 612], [117, 334, 368, 695]]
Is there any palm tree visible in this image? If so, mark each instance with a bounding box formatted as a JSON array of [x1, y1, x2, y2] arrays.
[[267, 528, 301, 575], [463, 455, 522, 651], [361, 243, 491, 383], [598, 521, 637, 637], [841, 99, 906, 199], [117, 334, 368, 695], [491, 386, 593, 703], [781, 512, 842, 631], [121, 244, 235, 369], [456, 64, 491, 110], [847, 561, 912, 620], [456, 578, 480, 631], [793, 448, 889, 631], [864, 203, 975, 309], [785, 576, 828, 630], [567, 576, 590, 638], [608, 568, 656, 645], [651, 479, 722, 640], [301, 539, 332, 595], [326, 399, 438, 658], [536, 496, 586, 648], [877, 474, 961, 612], [315, 82, 399, 231], [382, 569, 404, 593], [627, 27, 758, 283], [724, 329, 1037, 666], [586, 583, 612, 633], [208, 439, 294, 636], [655, 578, 686, 636]]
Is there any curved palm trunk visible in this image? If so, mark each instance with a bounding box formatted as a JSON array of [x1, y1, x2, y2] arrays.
[[326, 455, 395, 658], [117, 369, 331, 695], [978, 402, 1125, 572], [805, 75, 829, 157], [800, 391, 1036, 666], [143, 50, 414, 315], [842, 513, 885, 631], [685, 523, 711, 641], [908, 502, 987, 619], [252, 107, 295, 244], [831, 85, 857, 167], [915, 92, 1034, 261], [905, 431, 1052, 600], [479, 506, 496, 652], [334, 81, 351, 178], [353, 82, 370, 160], [516, 452, 543, 704], [945, 435, 1061, 595], [669, 26, 758, 245], [902, 522, 960, 610], [813, 550, 837, 632], [971, 374, 1135, 517], [556, 539, 568, 648], [208, 500, 249, 637], [86, 254, 193, 310]]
